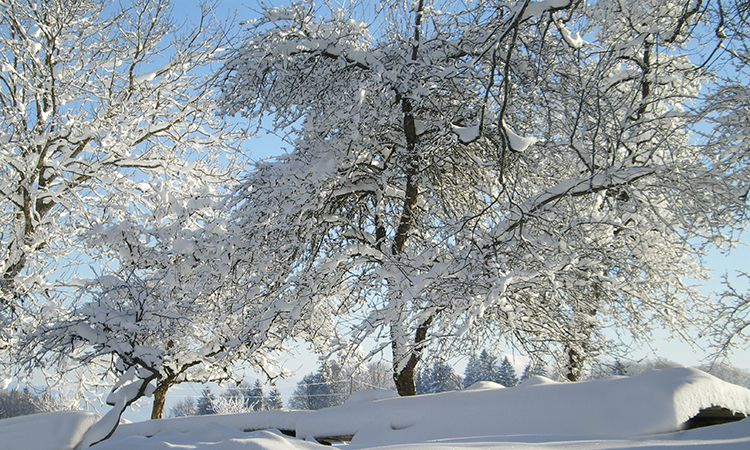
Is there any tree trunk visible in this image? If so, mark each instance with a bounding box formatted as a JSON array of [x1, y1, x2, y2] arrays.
[[392, 316, 433, 396], [393, 357, 418, 396], [388, 0, 427, 398], [150, 380, 171, 419], [565, 346, 585, 382]]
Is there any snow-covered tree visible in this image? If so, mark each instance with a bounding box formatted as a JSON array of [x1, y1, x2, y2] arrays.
[[196, 387, 216, 416], [168, 397, 197, 418], [0, 0, 253, 429], [220, 0, 748, 395], [266, 386, 284, 411], [16, 171, 291, 421], [669, 0, 749, 364], [289, 363, 349, 410], [462, 353, 483, 389], [520, 360, 547, 382], [0, 2, 305, 436], [497, 357, 518, 387], [352, 362, 396, 392], [0, 388, 42, 419], [611, 360, 628, 377], [463, 350, 502, 388], [248, 379, 267, 412], [416, 360, 462, 394], [0, 0, 240, 360]]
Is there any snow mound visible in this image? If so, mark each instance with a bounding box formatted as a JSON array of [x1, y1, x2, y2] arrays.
[[464, 381, 504, 390], [91, 425, 322, 450], [345, 389, 400, 404], [18, 368, 747, 450], [518, 375, 557, 387], [295, 368, 750, 445], [112, 409, 305, 439], [0, 410, 100, 450]]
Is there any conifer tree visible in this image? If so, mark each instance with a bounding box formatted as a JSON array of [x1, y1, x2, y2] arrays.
[[266, 386, 284, 411], [196, 387, 216, 416], [478, 350, 501, 384], [417, 361, 462, 394], [249, 379, 266, 411], [289, 363, 348, 410], [520, 360, 548, 382], [611, 360, 628, 376], [497, 357, 518, 387], [462, 353, 482, 389]]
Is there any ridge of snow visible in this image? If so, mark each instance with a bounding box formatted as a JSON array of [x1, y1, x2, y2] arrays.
[[295, 368, 750, 445], [0, 410, 100, 450], [345, 389, 400, 404], [464, 381, 504, 390], [6, 368, 750, 450], [518, 375, 557, 387], [112, 409, 306, 439]]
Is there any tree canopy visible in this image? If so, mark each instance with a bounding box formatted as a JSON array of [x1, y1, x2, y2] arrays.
[[219, 0, 749, 394]]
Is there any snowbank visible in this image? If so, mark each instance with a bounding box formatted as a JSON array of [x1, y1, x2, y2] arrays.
[[7, 368, 750, 450], [295, 368, 750, 445], [92, 425, 322, 450], [112, 408, 306, 439], [0, 410, 100, 450]]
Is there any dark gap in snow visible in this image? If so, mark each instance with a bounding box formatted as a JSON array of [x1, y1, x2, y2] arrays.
[[682, 407, 747, 430], [313, 435, 354, 445]]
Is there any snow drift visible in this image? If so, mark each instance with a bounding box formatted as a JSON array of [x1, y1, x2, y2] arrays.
[[0, 410, 100, 450], [295, 367, 750, 445], [107, 368, 750, 446], [3, 368, 750, 450]]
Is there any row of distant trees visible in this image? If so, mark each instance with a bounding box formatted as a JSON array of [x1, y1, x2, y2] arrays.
[[0, 388, 69, 420], [168, 380, 284, 418], [281, 355, 750, 410], [4, 355, 748, 419], [288, 351, 545, 410]]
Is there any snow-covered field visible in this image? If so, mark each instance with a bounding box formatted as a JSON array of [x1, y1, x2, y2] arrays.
[[3, 368, 750, 450]]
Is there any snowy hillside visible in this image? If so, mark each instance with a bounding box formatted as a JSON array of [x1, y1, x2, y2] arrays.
[[2, 368, 750, 450]]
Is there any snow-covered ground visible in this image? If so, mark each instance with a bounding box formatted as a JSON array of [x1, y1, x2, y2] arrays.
[[2, 368, 750, 450]]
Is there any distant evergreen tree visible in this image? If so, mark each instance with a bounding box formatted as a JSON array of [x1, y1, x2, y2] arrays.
[[266, 386, 284, 410], [168, 397, 197, 418], [417, 360, 462, 394], [289, 363, 348, 410], [611, 360, 628, 376], [478, 350, 501, 384], [352, 362, 395, 391], [248, 379, 267, 411], [415, 366, 431, 395], [463, 352, 482, 388], [497, 357, 518, 387], [520, 360, 547, 382], [196, 387, 216, 415], [289, 361, 396, 409], [0, 388, 42, 419], [218, 382, 252, 411], [434, 360, 463, 392], [463, 350, 502, 388]]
